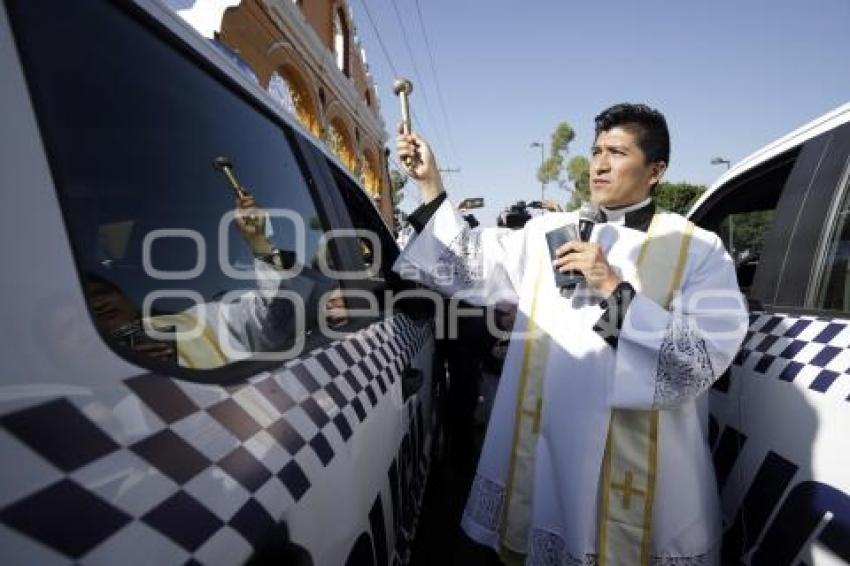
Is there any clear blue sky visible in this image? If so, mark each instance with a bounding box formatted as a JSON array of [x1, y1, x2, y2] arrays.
[[349, 0, 850, 226]]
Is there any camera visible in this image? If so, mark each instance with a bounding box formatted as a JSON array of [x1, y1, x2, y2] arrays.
[[497, 200, 532, 229]]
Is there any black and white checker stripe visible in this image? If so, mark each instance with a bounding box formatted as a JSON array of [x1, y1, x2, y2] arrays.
[[732, 312, 850, 401], [0, 314, 432, 564]]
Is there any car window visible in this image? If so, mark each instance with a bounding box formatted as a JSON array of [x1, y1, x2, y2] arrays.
[[315, 161, 404, 325], [327, 162, 399, 283], [695, 154, 797, 304], [813, 167, 850, 310], [10, 0, 340, 371], [717, 209, 776, 293]]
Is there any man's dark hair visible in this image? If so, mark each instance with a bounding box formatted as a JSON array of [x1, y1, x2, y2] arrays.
[[594, 103, 670, 166]]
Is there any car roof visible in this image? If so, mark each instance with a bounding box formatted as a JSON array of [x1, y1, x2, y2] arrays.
[[688, 102, 850, 216]]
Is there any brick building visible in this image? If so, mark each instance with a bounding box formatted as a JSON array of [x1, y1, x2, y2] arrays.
[[176, 0, 394, 224]]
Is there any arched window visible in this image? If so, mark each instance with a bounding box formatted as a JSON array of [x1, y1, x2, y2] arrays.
[[327, 118, 357, 172], [267, 71, 296, 116], [332, 8, 350, 76], [361, 149, 381, 198], [270, 68, 321, 138]]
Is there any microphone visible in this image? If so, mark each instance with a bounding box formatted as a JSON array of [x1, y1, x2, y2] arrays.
[[578, 202, 605, 241], [545, 202, 606, 292]]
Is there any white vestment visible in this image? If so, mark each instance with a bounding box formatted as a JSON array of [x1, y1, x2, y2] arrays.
[[393, 200, 748, 565]]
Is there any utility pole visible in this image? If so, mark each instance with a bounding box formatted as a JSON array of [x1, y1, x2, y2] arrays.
[[530, 141, 545, 201]]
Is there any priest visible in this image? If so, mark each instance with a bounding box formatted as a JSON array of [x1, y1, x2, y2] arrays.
[[393, 103, 747, 566]]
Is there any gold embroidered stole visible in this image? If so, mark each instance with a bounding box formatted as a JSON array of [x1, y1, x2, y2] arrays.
[[496, 214, 694, 564], [499, 255, 552, 565], [149, 312, 228, 369], [597, 213, 695, 566]]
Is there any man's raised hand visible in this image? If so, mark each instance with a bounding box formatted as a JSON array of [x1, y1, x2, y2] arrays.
[[396, 126, 444, 202], [234, 195, 272, 255]]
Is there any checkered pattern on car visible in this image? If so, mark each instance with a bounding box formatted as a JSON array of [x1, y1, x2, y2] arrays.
[[733, 312, 850, 401], [0, 314, 432, 565]]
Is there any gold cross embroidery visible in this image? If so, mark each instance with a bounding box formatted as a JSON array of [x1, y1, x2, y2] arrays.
[[611, 470, 647, 510], [521, 398, 544, 433]]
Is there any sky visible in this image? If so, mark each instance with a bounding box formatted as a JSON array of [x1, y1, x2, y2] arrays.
[[347, 0, 850, 226]]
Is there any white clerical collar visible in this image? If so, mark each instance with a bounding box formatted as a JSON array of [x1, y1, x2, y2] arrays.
[[600, 197, 653, 224]]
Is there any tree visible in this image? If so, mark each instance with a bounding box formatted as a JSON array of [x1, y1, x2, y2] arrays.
[[536, 121, 575, 190], [390, 169, 407, 206], [551, 122, 576, 154], [654, 182, 769, 259], [563, 179, 705, 213], [389, 168, 408, 231], [565, 156, 590, 210], [729, 210, 774, 256], [653, 182, 706, 215], [537, 153, 563, 186], [536, 121, 596, 210]]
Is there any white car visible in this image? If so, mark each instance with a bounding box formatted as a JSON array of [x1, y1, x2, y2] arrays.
[[0, 1, 441, 564], [689, 103, 850, 565]]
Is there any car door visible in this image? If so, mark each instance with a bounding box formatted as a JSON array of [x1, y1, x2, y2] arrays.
[[306, 151, 441, 564], [690, 122, 850, 565], [0, 1, 435, 565]]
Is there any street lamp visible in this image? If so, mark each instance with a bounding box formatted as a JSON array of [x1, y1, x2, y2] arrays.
[[530, 141, 545, 201], [710, 156, 734, 256], [710, 157, 731, 170]]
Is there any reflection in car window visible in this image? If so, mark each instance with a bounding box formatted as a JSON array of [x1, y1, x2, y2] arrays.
[[328, 162, 396, 283], [11, 0, 341, 369], [708, 207, 780, 302], [815, 174, 850, 311], [322, 161, 413, 329], [717, 209, 776, 296]]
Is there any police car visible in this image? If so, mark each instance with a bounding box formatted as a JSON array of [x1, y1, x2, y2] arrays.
[[0, 1, 440, 564], [689, 103, 850, 565]]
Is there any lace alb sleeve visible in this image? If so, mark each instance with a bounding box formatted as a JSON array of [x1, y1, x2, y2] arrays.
[[653, 315, 715, 408]]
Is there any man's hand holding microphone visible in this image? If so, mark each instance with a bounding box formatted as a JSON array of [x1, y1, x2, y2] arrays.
[[549, 205, 621, 297], [552, 240, 621, 296]]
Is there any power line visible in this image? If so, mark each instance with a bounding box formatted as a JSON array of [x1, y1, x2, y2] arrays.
[[355, 0, 399, 78], [413, 0, 461, 163], [355, 0, 438, 147], [388, 0, 451, 162]]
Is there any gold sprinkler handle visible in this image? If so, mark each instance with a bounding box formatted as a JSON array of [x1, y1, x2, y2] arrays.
[[213, 156, 262, 230], [393, 78, 417, 169], [213, 156, 250, 199]]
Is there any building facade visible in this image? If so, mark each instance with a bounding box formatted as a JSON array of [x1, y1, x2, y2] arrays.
[[205, 0, 394, 224]]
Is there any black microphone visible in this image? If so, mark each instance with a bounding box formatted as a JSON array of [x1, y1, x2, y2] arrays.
[[578, 202, 605, 241]]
